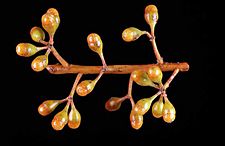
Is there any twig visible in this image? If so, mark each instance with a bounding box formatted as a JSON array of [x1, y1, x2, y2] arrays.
[[69, 73, 83, 97], [46, 62, 189, 74], [150, 38, 163, 64], [163, 68, 180, 90], [50, 46, 69, 67]]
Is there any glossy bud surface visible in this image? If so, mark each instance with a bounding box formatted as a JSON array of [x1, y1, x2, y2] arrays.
[[30, 26, 45, 42], [31, 55, 48, 72], [122, 27, 144, 42], [16, 43, 38, 57], [105, 97, 122, 111], [38, 100, 60, 116]]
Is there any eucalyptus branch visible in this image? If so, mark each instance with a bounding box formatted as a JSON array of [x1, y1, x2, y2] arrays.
[[16, 4, 190, 131], [46, 62, 189, 74]]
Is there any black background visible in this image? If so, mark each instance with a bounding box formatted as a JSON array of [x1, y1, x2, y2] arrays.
[[8, 0, 213, 145]]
